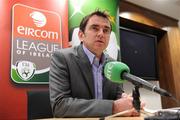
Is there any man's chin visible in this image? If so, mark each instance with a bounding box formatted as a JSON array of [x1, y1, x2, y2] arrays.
[[94, 47, 105, 53]]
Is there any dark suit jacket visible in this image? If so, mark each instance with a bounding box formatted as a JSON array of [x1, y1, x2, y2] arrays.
[[49, 44, 123, 117]]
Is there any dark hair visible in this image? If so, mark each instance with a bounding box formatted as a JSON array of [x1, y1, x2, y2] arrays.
[[79, 10, 112, 33]]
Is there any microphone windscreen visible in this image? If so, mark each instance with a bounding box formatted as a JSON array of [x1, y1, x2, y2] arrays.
[[104, 61, 130, 83]]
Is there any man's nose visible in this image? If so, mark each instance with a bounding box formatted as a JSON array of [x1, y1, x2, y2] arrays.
[[97, 28, 104, 36]]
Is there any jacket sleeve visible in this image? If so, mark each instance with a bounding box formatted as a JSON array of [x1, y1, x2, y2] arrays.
[[49, 51, 113, 118]]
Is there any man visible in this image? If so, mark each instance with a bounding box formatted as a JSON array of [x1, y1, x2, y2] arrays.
[[49, 10, 141, 118]]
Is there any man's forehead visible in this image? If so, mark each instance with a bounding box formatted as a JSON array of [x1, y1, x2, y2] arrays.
[[90, 24, 111, 29], [87, 16, 111, 27]]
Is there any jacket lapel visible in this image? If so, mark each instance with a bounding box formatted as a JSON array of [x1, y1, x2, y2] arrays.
[[74, 45, 95, 98]]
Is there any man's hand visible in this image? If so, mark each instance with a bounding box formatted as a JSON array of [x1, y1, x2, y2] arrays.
[[112, 93, 145, 116]]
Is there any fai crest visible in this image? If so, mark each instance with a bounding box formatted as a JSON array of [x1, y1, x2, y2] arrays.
[[16, 61, 36, 81]]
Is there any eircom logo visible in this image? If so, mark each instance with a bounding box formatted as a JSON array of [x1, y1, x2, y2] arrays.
[[11, 4, 62, 84], [30, 11, 47, 28]]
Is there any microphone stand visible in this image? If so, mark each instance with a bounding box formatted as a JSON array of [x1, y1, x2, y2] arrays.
[[132, 85, 141, 113]]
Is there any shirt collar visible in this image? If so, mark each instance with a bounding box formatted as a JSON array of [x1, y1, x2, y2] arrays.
[[82, 44, 106, 65]]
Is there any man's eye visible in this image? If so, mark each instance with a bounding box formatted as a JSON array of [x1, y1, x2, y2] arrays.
[[103, 29, 109, 33], [92, 26, 99, 31], [103, 28, 111, 34]]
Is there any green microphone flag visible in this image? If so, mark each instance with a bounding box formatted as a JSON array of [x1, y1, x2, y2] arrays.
[[104, 61, 130, 83]]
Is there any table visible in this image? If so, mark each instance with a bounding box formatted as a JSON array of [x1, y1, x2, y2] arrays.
[[38, 117, 144, 120]]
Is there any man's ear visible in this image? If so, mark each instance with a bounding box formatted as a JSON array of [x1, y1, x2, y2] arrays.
[[78, 30, 85, 42]]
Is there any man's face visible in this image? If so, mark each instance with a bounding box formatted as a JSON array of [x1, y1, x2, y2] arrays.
[[79, 15, 111, 57]]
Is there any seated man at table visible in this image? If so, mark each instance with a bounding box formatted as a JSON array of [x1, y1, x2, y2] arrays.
[[49, 10, 144, 118]]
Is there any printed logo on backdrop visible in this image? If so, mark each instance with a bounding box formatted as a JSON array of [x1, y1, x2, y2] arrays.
[[11, 4, 62, 84]]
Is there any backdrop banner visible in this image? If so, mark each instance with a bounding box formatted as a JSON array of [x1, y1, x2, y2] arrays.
[[10, 2, 68, 84]]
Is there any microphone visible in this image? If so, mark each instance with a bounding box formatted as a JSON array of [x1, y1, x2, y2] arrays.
[[104, 61, 172, 97]]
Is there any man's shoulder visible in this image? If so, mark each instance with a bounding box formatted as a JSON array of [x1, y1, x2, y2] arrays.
[[53, 45, 80, 56]]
